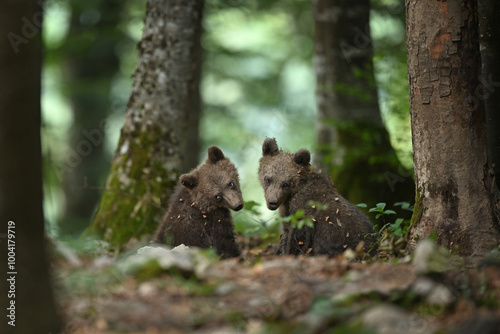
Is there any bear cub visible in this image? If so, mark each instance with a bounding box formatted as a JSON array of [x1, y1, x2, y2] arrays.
[[154, 146, 243, 258], [258, 138, 374, 256]]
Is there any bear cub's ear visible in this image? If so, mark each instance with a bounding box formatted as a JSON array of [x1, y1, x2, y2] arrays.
[[293, 149, 310, 167], [180, 173, 198, 189], [207, 146, 225, 164], [262, 137, 280, 157]]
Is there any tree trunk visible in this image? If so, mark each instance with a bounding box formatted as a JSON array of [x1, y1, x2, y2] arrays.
[[60, 0, 124, 236], [313, 0, 415, 211], [478, 0, 500, 190], [0, 1, 62, 332], [89, 0, 204, 246], [406, 0, 500, 259], [181, 76, 202, 173]]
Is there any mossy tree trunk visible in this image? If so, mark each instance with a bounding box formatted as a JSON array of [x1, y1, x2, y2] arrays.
[[313, 0, 415, 211], [478, 0, 500, 190], [60, 0, 124, 236], [406, 0, 500, 259], [0, 1, 62, 332], [89, 0, 204, 246]]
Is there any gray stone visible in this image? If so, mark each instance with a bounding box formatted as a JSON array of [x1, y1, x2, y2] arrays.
[[118, 244, 195, 275], [360, 304, 437, 334], [411, 277, 455, 307], [413, 240, 449, 275]]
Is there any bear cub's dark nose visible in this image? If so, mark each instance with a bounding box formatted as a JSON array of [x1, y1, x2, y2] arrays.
[[233, 203, 244, 211], [268, 200, 278, 210]]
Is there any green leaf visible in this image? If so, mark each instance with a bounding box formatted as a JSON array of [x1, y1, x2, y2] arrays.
[[307, 200, 328, 210], [384, 210, 396, 215], [297, 220, 305, 229], [394, 201, 413, 211], [243, 200, 260, 211], [356, 203, 367, 208], [392, 229, 404, 237]]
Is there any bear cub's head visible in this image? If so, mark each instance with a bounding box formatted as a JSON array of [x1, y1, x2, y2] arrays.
[[258, 138, 310, 210], [180, 146, 244, 212]]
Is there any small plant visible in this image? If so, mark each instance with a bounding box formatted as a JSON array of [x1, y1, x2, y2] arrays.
[[278, 200, 328, 230], [359, 202, 413, 257], [233, 200, 281, 246], [279, 209, 314, 229], [368, 202, 396, 220]]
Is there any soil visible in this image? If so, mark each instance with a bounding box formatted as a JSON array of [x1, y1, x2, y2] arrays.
[[55, 239, 500, 334]]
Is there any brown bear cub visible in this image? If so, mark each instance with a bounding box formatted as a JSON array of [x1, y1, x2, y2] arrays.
[[154, 146, 243, 258], [258, 138, 374, 256]]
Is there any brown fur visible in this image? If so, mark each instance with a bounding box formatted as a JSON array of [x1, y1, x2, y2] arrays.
[[258, 138, 374, 256], [154, 146, 243, 258]]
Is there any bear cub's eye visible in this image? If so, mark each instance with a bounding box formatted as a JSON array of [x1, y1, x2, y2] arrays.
[[264, 177, 271, 185], [228, 181, 235, 189], [282, 182, 291, 189], [214, 194, 222, 201]]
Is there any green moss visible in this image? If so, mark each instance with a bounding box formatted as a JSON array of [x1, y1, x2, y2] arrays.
[[408, 188, 423, 234], [87, 125, 179, 247]]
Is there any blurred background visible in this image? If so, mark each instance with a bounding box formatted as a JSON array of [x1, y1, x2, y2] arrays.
[[41, 0, 412, 240]]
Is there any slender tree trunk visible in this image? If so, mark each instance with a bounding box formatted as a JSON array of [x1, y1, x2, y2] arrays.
[[406, 0, 500, 259], [0, 1, 62, 332], [181, 101, 201, 173], [313, 0, 414, 210], [181, 33, 202, 173], [60, 0, 124, 236], [89, 0, 204, 246], [478, 0, 500, 189]]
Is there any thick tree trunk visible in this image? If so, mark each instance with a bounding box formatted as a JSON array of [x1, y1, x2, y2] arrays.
[[60, 0, 123, 236], [313, 0, 414, 210], [478, 0, 500, 190], [406, 0, 500, 259], [0, 1, 62, 332], [89, 0, 204, 246]]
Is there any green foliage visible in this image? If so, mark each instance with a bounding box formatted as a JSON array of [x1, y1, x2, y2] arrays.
[[307, 200, 329, 211], [133, 259, 164, 281], [366, 202, 412, 234], [368, 202, 396, 220], [43, 0, 414, 249], [362, 202, 413, 256], [279, 209, 314, 230], [170, 274, 218, 296], [233, 200, 281, 243], [275, 200, 328, 230]]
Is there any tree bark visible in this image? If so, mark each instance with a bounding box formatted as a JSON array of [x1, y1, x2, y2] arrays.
[[0, 1, 62, 332], [406, 0, 500, 259], [313, 0, 415, 210], [89, 0, 204, 246], [478, 0, 500, 190], [60, 0, 124, 236]]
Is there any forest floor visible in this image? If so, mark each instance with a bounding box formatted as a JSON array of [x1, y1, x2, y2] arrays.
[[54, 237, 500, 334]]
